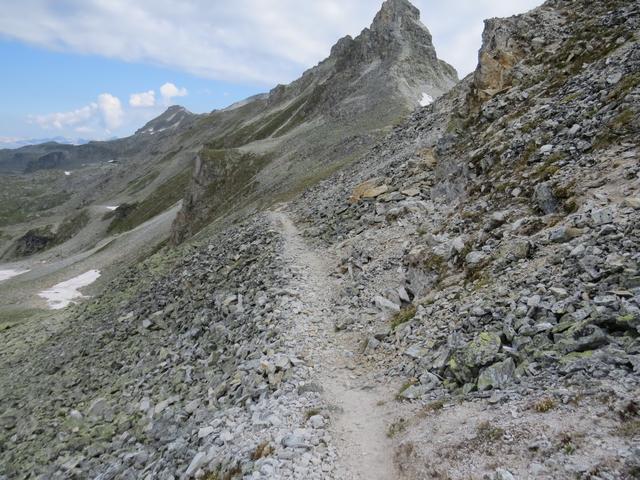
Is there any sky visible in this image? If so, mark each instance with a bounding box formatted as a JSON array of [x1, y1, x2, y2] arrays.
[[0, 0, 543, 146]]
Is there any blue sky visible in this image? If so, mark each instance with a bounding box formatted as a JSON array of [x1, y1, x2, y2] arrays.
[[0, 0, 543, 145]]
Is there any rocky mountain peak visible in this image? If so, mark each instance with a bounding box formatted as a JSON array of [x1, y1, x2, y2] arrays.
[[371, 0, 420, 31], [135, 105, 195, 136]]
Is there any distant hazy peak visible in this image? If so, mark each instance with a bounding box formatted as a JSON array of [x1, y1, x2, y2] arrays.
[[136, 105, 195, 136]]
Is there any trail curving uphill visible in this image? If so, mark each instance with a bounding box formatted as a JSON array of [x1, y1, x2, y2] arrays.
[[269, 209, 399, 480]]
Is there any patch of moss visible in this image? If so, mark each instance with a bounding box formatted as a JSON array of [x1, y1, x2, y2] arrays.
[[533, 397, 556, 413], [423, 253, 447, 275], [304, 408, 322, 420], [417, 400, 445, 418], [558, 432, 577, 454], [616, 419, 640, 438], [390, 305, 417, 330], [396, 379, 418, 401], [387, 418, 409, 438], [250, 441, 274, 460], [475, 420, 505, 442], [521, 142, 538, 165], [607, 73, 640, 102], [0, 175, 72, 227], [253, 96, 309, 140]]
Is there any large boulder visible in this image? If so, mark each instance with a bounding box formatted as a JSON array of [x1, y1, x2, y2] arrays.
[[448, 331, 503, 384]]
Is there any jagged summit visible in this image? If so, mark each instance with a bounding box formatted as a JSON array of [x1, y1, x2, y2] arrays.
[[264, 0, 457, 121], [371, 0, 420, 31]]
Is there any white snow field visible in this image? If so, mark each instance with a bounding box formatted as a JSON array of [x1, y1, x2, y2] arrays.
[[38, 270, 101, 309]]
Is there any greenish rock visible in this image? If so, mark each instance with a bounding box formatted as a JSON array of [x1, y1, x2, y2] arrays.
[[448, 331, 502, 383], [477, 358, 516, 391], [553, 322, 608, 354], [462, 382, 476, 394], [560, 350, 595, 363], [399, 384, 430, 400], [616, 313, 640, 332]]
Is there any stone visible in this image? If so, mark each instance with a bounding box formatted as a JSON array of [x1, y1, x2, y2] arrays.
[[404, 345, 425, 360], [282, 434, 310, 449], [554, 323, 609, 354], [591, 208, 614, 226], [548, 226, 584, 243], [568, 124, 581, 136], [184, 452, 207, 478], [350, 181, 390, 203], [540, 144, 554, 155], [139, 397, 151, 412], [448, 332, 502, 384], [374, 295, 400, 312], [550, 287, 568, 298], [401, 188, 421, 197], [451, 236, 466, 254], [274, 354, 291, 371], [465, 251, 487, 266], [398, 384, 430, 400], [607, 72, 623, 84], [198, 426, 215, 438], [397, 286, 411, 303], [87, 398, 112, 420], [308, 415, 325, 429], [477, 358, 516, 391], [534, 183, 559, 214], [69, 409, 83, 421], [623, 197, 640, 209], [494, 468, 516, 480]]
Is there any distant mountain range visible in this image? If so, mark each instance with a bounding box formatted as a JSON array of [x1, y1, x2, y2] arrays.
[[0, 136, 91, 149]]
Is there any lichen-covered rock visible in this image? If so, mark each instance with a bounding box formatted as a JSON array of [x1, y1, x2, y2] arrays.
[[477, 358, 516, 391], [448, 332, 502, 384]]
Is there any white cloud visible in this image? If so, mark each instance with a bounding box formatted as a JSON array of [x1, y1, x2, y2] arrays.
[[0, 1, 544, 84], [30, 93, 123, 132], [160, 82, 188, 104], [97, 93, 124, 130], [130, 90, 156, 107], [31, 103, 98, 130]]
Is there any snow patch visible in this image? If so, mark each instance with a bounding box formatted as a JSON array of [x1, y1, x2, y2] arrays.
[[64, 171, 71, 176], [105, 206, 119, 211], [419, 93, 433, 107], [38, 270, 101, 310], [0, 269, 30, 282]]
